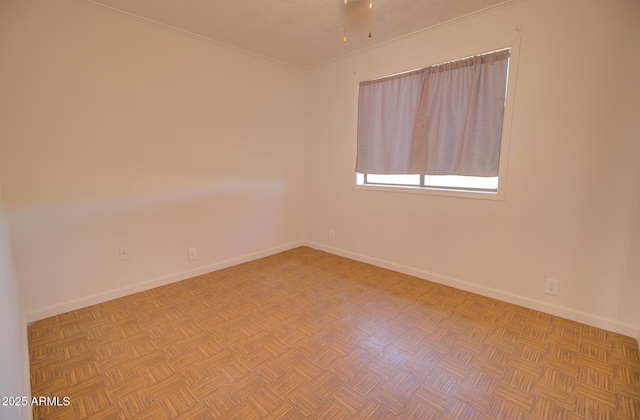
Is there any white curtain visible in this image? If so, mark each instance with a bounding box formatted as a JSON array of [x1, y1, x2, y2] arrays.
[[356, 49, 510, 177]]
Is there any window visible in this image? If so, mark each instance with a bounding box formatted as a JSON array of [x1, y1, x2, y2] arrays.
[[355, 48, 514, 199]]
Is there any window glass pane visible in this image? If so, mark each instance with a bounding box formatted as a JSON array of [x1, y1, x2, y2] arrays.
[[424, 175, 498, 190]]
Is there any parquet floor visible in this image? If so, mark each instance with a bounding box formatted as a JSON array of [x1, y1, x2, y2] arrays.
[[29, 247, 640, 419]]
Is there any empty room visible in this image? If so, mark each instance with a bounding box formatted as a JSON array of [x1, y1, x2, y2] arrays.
[[1, 0, 639, 418]]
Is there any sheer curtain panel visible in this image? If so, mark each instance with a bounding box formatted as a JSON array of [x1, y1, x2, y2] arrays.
[[356, 49, 510, 177]]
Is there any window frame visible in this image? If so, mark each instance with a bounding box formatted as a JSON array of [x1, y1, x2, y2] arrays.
[[352, 37, 521, 201]]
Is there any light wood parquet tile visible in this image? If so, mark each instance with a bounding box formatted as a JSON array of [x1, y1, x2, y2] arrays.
[[29, 246, 640, 419]]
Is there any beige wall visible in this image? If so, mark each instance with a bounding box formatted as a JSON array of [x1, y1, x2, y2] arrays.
[[0, 0, 305, 320], [304, 0, 640, 336], [1, 0, 638, 342]]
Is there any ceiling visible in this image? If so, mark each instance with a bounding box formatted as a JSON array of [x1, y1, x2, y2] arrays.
[[85, 0, 515, 68]]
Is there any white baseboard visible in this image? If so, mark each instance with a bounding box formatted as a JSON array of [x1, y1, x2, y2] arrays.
[[25, 240, 305, 324], [22, 314, 33, 420], [24, 239, 640, 342], [305, 241, 640, 339]]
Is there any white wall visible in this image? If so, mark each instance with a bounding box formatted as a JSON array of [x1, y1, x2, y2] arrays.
[[1, 0, 638, 341], [0, 0, 305, 320], [620, 185, 640, 340], [0, 185, 31, 420], [305, 0, 640, 336]]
